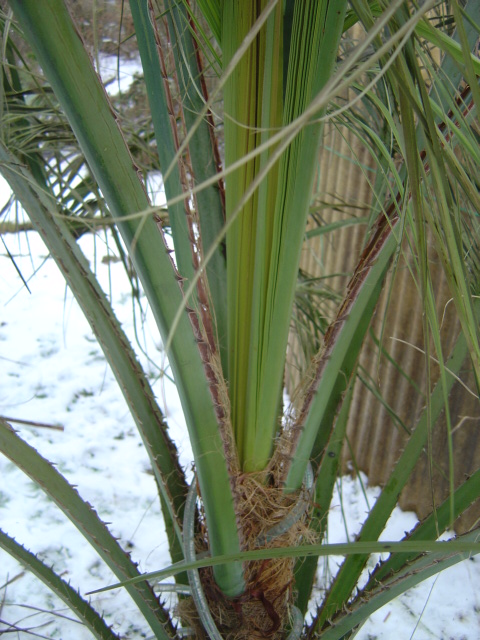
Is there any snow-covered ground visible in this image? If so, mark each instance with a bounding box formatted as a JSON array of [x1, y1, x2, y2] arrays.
[[1, 217, 479, 639]]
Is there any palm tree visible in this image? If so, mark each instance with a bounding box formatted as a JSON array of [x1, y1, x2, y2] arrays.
[[0, 1, 479, 638]]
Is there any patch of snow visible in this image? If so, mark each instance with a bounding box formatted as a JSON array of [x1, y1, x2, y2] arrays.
[[96, 54, 143, 97]]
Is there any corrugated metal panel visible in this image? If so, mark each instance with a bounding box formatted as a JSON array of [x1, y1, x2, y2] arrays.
[[287, 119, 480, 532]]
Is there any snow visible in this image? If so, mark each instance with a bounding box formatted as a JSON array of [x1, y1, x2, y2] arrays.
[[1, 223, 479, 639], [96, 54, 145, 96]]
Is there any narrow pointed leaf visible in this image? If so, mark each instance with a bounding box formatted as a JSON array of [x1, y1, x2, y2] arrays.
[[294, 376, 355, 614], [89, 537, 480, 595], [283, 212, 401, 491], [315, 529, 480, 640], [0, 420, 174, 639], [0, 528, 121, 640], [7, 0, 244, 596], [162, 0, 229, 371], [128, 0, 196, 283], [0, 141, 187, 563], [312, 330, 470, 630]]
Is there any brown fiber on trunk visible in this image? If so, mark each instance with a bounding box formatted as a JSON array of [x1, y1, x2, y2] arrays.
[[178, 471, 313, 639]]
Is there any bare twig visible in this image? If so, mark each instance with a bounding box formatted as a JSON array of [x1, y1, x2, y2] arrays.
[[0, 415, 64, 431]]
